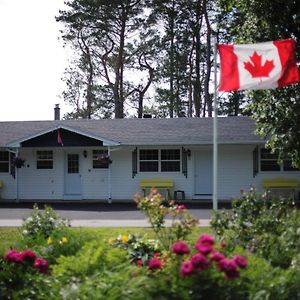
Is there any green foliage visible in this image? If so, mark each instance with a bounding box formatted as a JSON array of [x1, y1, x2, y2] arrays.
[[218, 0, 300, 166], [134, 189, 198, 250], [21, 204, 69, 239], [211, 189, 300, 268], [109, 233, 161, 266]]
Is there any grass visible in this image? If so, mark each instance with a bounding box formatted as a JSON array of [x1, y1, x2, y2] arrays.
[[0, 226, 212, 255]]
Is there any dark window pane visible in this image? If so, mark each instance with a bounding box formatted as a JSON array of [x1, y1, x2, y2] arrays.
[[260, 148, 277, 159], [161, 161, 180, 172], [0, 151, 9, 161], [140, 161, 158, 172], [37, 161, 53, 169], [283, 160, 300, 171], [0, 162, 9, 172], [161, 149, 180, 160], [68, 154, 79, 173], [37, 150, 53, 169], [140, 150, 158, 160], [0, 151, 9, 172], [261, 161, 280, 171]]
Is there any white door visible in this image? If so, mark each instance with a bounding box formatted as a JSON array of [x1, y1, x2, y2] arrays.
[[194, 149, 213, 195], [65, 153, 82, 197]]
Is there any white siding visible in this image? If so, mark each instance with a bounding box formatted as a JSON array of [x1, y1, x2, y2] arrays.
[[1, 144, 299, 202]]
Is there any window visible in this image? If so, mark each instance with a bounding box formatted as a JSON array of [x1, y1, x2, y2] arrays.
[[37, 151, 53, 169], [140, 150, 158, 172], [260, 148, 280, 171], [139, 149, 180, 172], [161, 149, 180, 171], [283, 159, 300, 171], [93, 150, 109, 169], [260, 148, 300, 172], [0, 151, 9, 172], [68, 154, 79, 173]]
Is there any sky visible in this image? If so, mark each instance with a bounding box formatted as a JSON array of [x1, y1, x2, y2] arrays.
[[0, 0, 71, 121]]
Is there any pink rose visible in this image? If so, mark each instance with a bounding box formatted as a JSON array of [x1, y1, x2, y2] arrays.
[[34, 258, 49, 274], [197, 234, 215, 245], [233, 255, 247, 269], [190, 253, 210, 271], [217, 258, 240, 279], [20, 250, 37, 263], [180, 260, 194, 277], [171, 241, 190, 255], [147, 258, 163, 270], [4, 249, 22, 263], [177, 204, 186, 210], [195, 242, 213, 255], [136, 259, 143, 266], [211, 251, 225, 262]]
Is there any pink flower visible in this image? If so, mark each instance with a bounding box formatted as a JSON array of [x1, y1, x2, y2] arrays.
[[136, 259, 143, 266], [147, 258, 163, 270], [20, 250, 37, 263], [220, 241, 226, 249], [217, 258, 240, 279], [180, 260, 194, 277], [177, 204, 186, 210], [4, 249, 22, 263], [190, 253, 210, 271], [171, 241, 190, 256], [197, 234, 215, 245], [34, 258, 49, 274], [195, 242, 213, 255], [211, 251, 225, 262], [233, 255, 248, 269]]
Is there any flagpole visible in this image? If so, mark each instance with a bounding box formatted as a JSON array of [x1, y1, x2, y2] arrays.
[[213, 37, 218, 211]]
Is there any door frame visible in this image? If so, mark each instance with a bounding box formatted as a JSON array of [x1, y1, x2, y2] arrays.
[[64, 151, 82, 200]]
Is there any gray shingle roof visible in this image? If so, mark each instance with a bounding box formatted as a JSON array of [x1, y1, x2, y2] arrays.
[[0, 116, 265, 147]]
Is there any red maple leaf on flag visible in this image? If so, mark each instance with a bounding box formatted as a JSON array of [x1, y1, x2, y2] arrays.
[[243, 51, 275, 78]]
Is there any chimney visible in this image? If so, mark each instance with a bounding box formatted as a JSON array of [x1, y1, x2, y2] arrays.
[[143, 114, 152, 118], [54, 104, 60, 120]]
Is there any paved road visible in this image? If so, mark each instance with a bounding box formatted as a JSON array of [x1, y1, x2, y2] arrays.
[[0, 202, 226, 227]]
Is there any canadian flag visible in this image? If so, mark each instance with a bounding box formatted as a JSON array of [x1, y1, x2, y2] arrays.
[[218, 39, 299, 91]]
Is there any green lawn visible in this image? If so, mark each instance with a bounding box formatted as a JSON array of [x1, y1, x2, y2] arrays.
[[0, 226, 212, 254]]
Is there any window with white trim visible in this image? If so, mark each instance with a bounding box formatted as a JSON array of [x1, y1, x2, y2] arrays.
[[0, 151, 9, 172], [260, 148, 300, 171], [139, 149, 180, 172], [37, 151, 53, 169]]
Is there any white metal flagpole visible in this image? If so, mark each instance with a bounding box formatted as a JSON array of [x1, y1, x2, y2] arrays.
[[213, 37, 218, 211]]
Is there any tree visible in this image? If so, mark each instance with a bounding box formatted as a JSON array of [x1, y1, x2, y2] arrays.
[[57, 0, 151, 119], [218, 0, 300, 166]]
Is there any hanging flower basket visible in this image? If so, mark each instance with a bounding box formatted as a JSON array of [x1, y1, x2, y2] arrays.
[[12, 157, 25, 168], [97, 154, 112, 164]]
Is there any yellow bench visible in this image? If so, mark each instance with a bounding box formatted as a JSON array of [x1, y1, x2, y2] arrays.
[[140, 179, 174, 199], [263, 178, 298, 199]]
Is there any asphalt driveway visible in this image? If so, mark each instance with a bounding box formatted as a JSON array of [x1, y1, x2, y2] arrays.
[[0, 202, 225, 227]]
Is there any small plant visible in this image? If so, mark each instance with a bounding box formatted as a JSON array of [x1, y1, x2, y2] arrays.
[[134, 188, 198, 250], [108, 233, 161, 266], [21, 204, 69, 239]]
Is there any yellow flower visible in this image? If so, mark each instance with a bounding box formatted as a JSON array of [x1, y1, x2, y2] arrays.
[[121, 235, 129, 243], [108, 238, 115, 245], [59, 237, 68, 245], [47, 236, 53, 245]]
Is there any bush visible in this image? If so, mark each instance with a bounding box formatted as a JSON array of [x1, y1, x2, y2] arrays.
[[21, 204, 69, 239], [211, 188, 300, 268]]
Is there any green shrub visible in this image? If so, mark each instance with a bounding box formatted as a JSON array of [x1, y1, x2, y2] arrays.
[[21, 204, 69, 239], [211, 188, 300, 268]]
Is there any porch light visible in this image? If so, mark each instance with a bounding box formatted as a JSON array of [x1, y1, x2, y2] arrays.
[[83, 150, 87, 158]]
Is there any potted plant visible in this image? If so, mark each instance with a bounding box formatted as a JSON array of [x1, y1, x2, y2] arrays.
[[12, 157, 25, 168]]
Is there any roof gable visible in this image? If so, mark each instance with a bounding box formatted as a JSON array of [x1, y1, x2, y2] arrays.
[[0, 117, 265, 148]]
